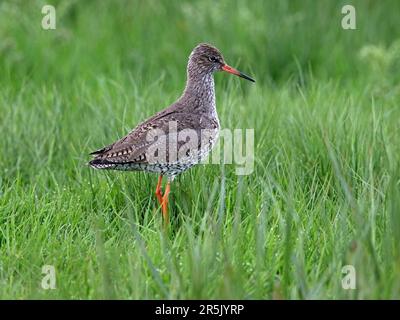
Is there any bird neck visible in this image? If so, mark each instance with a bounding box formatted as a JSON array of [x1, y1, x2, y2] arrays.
[[180, 71, 216, 115]]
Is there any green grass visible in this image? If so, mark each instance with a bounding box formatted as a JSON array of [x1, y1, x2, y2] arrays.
[[1, 0, 400, 299]]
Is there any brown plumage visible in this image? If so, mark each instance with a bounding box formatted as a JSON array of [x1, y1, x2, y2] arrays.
[[89, 43, 255, 223]]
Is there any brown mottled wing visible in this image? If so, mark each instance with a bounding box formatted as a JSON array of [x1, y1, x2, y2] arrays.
[[89, 109, 217, 166]]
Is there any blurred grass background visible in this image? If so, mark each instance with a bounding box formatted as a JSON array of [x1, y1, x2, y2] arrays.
[[0, 0, 400, 299]]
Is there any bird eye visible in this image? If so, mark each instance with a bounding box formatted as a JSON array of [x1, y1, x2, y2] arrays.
[[208, 56, 218, 63]]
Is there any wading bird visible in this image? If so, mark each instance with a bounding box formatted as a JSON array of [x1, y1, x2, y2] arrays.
[[89, 43, 255, 224]]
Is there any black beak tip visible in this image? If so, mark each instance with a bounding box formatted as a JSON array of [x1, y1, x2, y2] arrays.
[[241, 73, 256, 83]]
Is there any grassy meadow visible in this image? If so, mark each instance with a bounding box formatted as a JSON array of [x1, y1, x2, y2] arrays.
[[1, 0, 400, 299]]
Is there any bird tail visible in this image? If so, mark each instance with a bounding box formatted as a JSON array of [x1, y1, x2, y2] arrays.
[[88, 158, 116, 169]]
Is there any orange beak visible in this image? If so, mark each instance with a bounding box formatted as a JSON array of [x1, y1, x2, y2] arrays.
[[222, 64, 255, 82]]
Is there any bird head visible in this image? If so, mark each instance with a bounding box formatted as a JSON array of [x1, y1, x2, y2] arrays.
[[188, 43, 255, 82]]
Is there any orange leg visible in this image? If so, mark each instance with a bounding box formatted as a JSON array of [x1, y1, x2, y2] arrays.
[[161, 182, 171, 224], [155, 175, 163, 205]]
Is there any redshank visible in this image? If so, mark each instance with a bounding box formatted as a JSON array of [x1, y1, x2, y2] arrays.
[[89, 43, 255, 223]]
